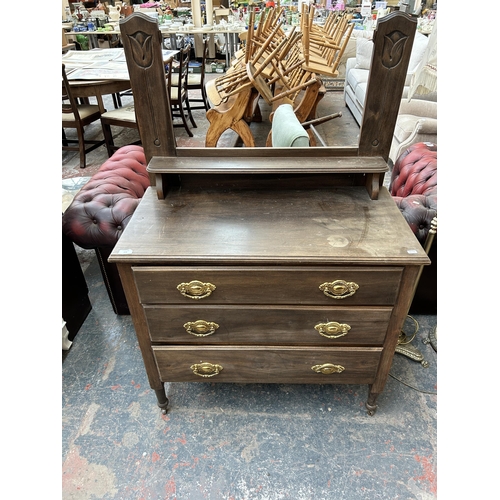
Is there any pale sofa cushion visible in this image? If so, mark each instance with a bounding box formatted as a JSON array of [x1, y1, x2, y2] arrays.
[[393, 113, 438, 145], [354, 38, 373, 70], [408, 32, 429, 73], [346, 68, 369, 93], [354, 31, 428, 73], [354, 82, 367, 108], [394, 115, 419, 143], [271, 104, 310, 147]]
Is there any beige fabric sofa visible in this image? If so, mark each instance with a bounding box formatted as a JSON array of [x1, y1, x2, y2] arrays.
[[336, 29, 374, 81], [343, 31, 429, 125], [389, 95, 437, 165]]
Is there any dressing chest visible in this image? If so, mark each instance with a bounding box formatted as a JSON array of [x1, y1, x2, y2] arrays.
[[109, 11, 427, 415]]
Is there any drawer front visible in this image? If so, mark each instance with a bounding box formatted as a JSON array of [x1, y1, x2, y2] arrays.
[[133, 266, 402, 306], [144, 305, 391, 345], [153, 346, 382, 384]]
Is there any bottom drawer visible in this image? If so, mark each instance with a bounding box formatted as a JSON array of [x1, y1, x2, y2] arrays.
[[153, 346, 382, 384]]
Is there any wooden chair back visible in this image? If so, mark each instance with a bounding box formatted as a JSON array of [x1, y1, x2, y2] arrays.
[[167, 43, 196, 136], [62, 64, 106, 168], [185, 37, 211, 111], [62, 64, 79, 124], [168, 44, 190, 104]]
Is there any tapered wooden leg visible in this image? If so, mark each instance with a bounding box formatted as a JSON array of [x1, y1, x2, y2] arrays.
[[366, 386, 379, 416], [76, 125, 87, 169], [155, 386, 169, 415]]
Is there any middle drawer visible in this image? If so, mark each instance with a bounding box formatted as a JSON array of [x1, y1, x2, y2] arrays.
[[144, 305, 391, 345]]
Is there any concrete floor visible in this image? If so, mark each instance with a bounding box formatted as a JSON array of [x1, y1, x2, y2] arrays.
[[62, 86, 437, 499]]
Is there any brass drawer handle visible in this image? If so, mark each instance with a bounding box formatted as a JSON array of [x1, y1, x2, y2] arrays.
[[183, 320, 219, 337], [311, 363, 345, 375], [319, 280, 359, 299], [177, 280, 216, 299], [190, 362, 223, 377], [315, 321, 351, 339]]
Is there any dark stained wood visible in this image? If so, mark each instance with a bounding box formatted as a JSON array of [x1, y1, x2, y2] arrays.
[[358, 12, 417, 161], [148, 155, 388, 198], [370, 265, 421, 395], [152, 346, 383, 384], [144, 305, 392, 345], [147, 155, 388, 173], [111, 183, 429, 413], [111, 187, 429, 266], [133, 267, 402, 306], [111, 11, 427, 415], [118, 12, 415, 201], [119, 13, 177, 164], [174, 146, 360, 158], [159, 172, 374, 193], [115, 263, 164, 392]]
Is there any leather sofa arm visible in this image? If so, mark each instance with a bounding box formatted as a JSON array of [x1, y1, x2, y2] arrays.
[[390, 142, 437, 198], [62, 145, 149, 249], [392, 192, 437, 245]]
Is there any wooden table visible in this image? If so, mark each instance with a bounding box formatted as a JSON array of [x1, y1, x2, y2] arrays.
[[66, 26, 245, 66], [66, 78, 131, 113], [63, 48, 178, 113]]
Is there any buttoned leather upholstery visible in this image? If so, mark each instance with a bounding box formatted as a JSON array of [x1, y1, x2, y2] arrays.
[[62, 145, 149, 314], [62, 146, 149, 248], [389, 141, 437, 245], [389, 142, 437, 313], [390, 141, 437, 197]]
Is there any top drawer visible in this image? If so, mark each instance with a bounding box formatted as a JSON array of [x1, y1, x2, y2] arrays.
[[132, 267, 402, 306]]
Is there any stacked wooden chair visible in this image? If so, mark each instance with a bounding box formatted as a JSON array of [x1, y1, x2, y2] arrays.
[[300, 6, 354, 79], [204, 7, 354, 147], [205, 7, 333, 147]]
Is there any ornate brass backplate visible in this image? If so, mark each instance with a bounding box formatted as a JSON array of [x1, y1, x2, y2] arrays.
[[183, 320, 219, 337], [177, 280, 216, 299], [314, 321, 351, 339], [190, 362, 223, 377], [311, 363, 345, 374], [319, 280, 359, 299]]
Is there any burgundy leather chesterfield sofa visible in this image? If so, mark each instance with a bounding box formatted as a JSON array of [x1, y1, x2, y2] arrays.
[[62, 145, 149, 314], [389, 141, 437, 313]]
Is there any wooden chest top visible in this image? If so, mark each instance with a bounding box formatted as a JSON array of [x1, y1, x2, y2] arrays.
[[110, 186, 429, 267]]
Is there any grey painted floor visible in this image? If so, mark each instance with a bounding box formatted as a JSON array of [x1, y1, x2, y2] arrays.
[[62, 256, 437, 499]]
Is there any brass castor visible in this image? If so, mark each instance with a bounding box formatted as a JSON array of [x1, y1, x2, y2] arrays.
[[155, 388, 169, 415], [366, 402, 378, 416]]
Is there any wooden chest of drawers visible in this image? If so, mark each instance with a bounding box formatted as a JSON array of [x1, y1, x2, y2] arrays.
[[106, 10, 427, 416], [110, 182, 429, 415]]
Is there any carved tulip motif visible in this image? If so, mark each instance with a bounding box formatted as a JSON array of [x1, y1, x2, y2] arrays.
[[128, 31, 153, 68], [382, 31, 408, 69]]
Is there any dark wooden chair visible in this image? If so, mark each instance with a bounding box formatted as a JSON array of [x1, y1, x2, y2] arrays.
[[100, 52, 176, 154], [171, 37, 211, 112], [62, 64, 107, 169], [167, 43, 197, 136], [100, 102, 141, 156]]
